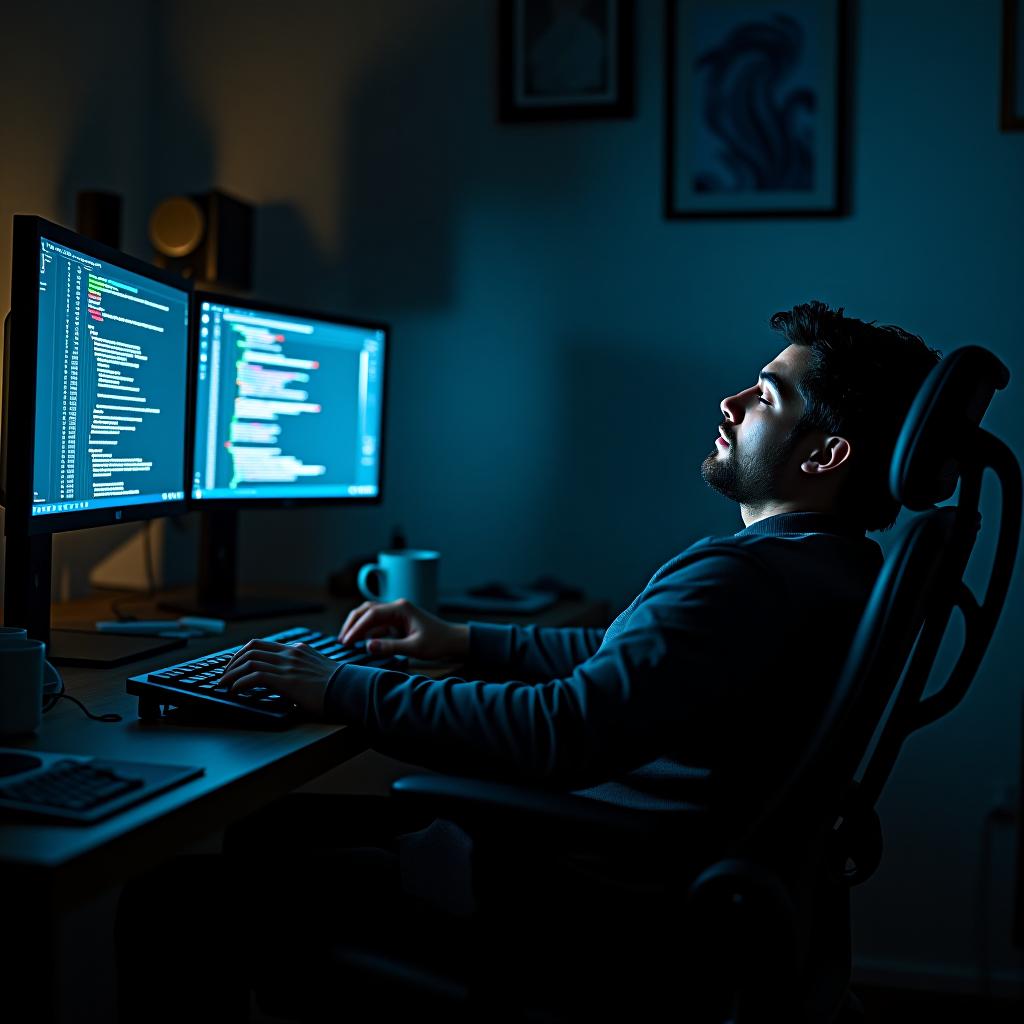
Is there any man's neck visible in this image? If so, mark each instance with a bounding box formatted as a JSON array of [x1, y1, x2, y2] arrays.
[[739, 499, 837, 527]]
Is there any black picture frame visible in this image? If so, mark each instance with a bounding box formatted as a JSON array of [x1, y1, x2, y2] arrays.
[[498, 0, 635, 122], [1002, 0, 1024, 130], [665, 0, 850, 219]]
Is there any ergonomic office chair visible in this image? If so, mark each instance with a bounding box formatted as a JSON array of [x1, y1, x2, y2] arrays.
[[318, 346, 1020, 1023]]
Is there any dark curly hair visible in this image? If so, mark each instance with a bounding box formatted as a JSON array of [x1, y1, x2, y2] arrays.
[[770, 301, 942, 531]]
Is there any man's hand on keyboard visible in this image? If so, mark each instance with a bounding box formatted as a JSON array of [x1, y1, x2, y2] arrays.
[[220, 640, 337, 715], [339, 598, 469, 662]]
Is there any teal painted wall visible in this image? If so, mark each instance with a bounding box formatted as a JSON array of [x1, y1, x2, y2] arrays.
[[0, 0, 1021, 991], [152, 0, 1024, 989]]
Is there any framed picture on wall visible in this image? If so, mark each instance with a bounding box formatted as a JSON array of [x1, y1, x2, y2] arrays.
[[665, 0, 849, 218], [498, 0, 635, 122], [1002, 0, 1024, 129]]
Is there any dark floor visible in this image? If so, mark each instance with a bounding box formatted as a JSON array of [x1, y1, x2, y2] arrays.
[[853, 984, 1024, 1023], [247, 986, 1024, 1024]]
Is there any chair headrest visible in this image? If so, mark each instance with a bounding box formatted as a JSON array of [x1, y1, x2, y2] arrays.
[[890, 346, 1009, 510]]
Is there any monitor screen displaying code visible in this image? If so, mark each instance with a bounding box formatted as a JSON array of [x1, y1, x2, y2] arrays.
[[31, 238, 189, 517], [191, 300, 385, 501]]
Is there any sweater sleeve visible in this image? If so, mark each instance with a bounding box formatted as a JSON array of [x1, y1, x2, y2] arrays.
[[466, 622, 606, 680], [323, 549, 771, 789]]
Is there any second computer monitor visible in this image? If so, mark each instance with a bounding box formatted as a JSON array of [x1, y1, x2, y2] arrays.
[[190, 294, 387, 504]]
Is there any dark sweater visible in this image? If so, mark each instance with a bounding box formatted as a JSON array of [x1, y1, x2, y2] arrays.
[[324, 513, 883, 808]]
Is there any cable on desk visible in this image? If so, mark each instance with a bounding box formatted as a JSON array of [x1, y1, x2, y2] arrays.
[[51, 693, 122, 723], [43, 666, 122, 723]]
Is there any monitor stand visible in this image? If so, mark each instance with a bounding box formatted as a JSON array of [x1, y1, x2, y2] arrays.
[[3, 534, 185, 667], [157, 508, 325, 622]]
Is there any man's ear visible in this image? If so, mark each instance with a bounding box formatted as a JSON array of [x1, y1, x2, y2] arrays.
[[800, 436, 851, 475]]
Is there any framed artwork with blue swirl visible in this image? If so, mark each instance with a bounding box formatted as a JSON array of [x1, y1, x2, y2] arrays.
[[665, 0, 849, 218]]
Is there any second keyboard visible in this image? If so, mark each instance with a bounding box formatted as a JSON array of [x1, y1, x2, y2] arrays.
[[126, 625, 407, 727]]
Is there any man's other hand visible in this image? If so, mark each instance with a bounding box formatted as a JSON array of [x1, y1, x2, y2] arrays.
[[339, 598, 469, 662]]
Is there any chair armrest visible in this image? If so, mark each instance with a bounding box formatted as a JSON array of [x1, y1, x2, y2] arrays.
[[391, 773, 711, 856]]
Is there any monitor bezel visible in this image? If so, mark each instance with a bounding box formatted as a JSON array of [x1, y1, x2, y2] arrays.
[[187, 289, 389, 510], [2, 216, 194, 537]]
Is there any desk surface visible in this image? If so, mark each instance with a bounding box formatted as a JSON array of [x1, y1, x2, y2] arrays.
[[1, 590, 608, 909]]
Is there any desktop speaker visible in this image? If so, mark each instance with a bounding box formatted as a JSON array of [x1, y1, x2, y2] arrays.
[[75, 191, 122, 249], [149, 189, 253, 290]]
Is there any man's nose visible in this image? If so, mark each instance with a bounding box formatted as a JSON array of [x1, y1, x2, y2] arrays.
[[720, 392, 743, 423]]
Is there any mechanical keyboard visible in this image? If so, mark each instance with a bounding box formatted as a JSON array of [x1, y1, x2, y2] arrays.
[[0, 748, 203, 825], [126, 625, 407, 728]]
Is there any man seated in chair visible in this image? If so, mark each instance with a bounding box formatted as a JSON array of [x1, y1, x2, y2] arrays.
[[117, 301, 940, 1022], [220, 300, 940, 800]]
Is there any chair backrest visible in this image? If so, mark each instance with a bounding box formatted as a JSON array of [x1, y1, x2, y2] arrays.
[[738, 346, 1021, 878]]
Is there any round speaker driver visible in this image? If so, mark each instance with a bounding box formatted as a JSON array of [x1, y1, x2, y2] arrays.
[[149, 196, 205, 257]]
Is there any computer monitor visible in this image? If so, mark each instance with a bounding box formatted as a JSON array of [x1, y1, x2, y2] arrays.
[[160, 291, 389, 620], [1, 216, 192, 664]]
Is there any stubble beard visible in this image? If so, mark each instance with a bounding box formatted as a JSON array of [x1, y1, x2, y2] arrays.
[[700, 432, 798, 507]]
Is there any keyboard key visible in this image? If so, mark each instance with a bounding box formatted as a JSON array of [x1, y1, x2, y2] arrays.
[[307, 637, 339, 651], [330, 647, 373, 664]]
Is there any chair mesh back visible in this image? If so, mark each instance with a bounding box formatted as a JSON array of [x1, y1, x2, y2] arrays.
[[741, 345, 1017, 861], [891, 346, 1009, 509]]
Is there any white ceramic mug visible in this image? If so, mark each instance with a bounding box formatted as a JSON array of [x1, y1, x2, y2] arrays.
[[357, 549, 440, 613], [0, 630, 59, 736]]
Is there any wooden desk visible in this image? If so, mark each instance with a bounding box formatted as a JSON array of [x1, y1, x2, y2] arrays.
[[3, 591, 608, 902], [0, 590, 608, 1021], [3, 600, 357, 910]]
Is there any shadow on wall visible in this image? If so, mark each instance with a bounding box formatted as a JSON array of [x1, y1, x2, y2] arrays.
[[535, 338, 729, 611], [145, 9, 217, 215], [253, 2, 484, 315], [55, 19, 152, 257], [233, 3, 497, 584], [43, 31, 218, 602], [340, 13, 464, 314], [254, 1, 599, 315]]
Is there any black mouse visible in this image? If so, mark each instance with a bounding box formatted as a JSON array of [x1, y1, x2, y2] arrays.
[[467, 583, 518, 600], [0, 751, 43, 777]]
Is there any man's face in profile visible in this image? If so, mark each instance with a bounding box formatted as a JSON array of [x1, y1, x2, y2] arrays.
[[701, 345, 810, 506]]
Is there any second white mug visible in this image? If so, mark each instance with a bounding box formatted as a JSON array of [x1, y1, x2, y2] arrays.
[[0, 633, 56, 737]]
